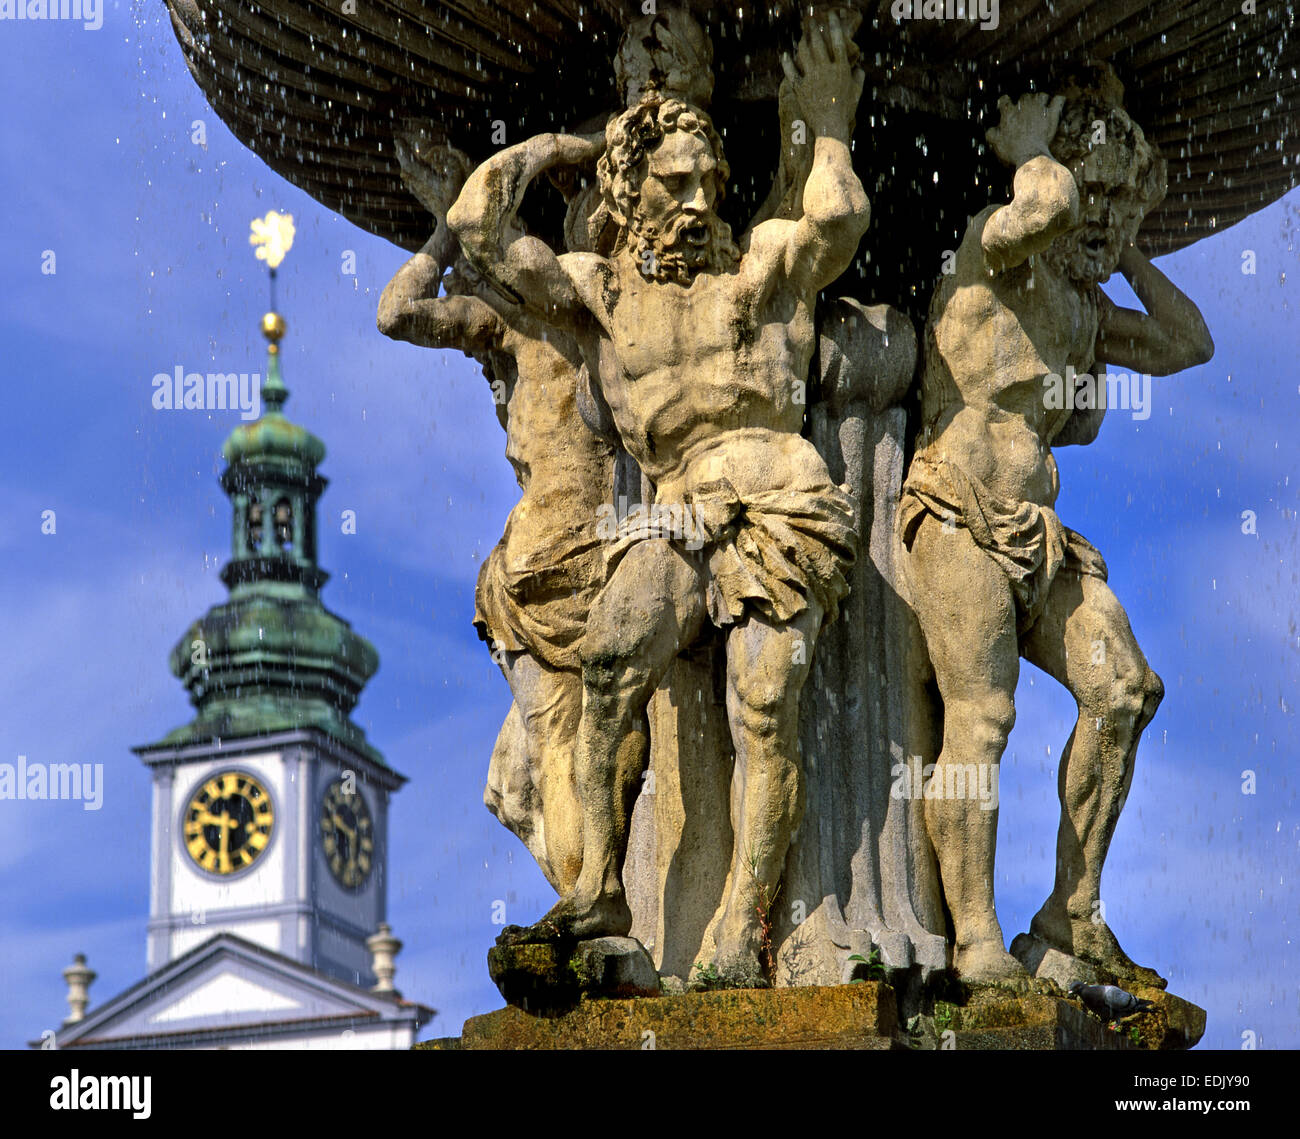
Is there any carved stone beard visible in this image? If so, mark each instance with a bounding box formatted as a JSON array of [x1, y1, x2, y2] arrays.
[[627, 207, 738, 284], [1042, 225, 1122, 286]]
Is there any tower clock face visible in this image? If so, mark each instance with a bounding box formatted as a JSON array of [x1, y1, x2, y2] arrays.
[[320, 779, 374, 889], [183, 771, 275, 875]]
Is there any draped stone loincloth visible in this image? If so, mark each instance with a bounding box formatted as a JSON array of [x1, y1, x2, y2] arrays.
[[474, 509, 608, 672], [898, 451, 1107, 635], [607, 476, 859, 630]]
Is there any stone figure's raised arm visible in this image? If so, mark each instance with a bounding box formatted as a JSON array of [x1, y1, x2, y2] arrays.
[[1095, 243, 1215, 375], [376, 134, 505, 355], [445, 132, 604, 317], [777, 11, 870, 294], [748, 74, 807, 229], [376, 233, 504, 357], [1050, 396, 1106, 448], [980, 94, 1079, 273]]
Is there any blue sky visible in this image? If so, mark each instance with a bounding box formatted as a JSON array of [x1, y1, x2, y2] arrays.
[[0, 7, 1296, 1049]]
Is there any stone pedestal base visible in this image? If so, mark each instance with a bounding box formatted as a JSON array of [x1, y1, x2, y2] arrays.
[[914, 983, 1205, 1050], [439, 982, 899, 1050], [421, 979, 1206, 1050]]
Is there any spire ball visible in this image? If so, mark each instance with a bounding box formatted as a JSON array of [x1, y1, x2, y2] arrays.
[[261, 310, 287, 351]]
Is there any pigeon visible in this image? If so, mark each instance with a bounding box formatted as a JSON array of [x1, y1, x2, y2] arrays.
[[1069, 982, 1155, 1025]]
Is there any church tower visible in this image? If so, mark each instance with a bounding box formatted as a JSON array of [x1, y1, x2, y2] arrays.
[[133, 256, 400, 989], [126, 213, 408, 988], [38, 216, 431, 1049]]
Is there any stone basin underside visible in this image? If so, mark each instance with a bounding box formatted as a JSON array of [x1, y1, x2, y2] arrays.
[[166, 0, 1298, 300]]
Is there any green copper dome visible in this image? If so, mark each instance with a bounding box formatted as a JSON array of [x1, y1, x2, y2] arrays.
[[222, 340, 326, 467], [143, 313, 383, 765]]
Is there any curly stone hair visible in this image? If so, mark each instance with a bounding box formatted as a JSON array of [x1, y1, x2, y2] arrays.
[[1047, 61, 1165, 210], [597, 95, 731, 230]]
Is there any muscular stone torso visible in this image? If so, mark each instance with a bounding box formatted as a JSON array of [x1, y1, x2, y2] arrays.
[[920, 206, 1101, 508], [564, 233, 833, 505], [490, 309, 613, 575]]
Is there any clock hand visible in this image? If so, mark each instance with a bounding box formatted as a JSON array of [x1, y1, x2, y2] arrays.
[[217, 803, 231, 871], [196, 806, 242, 829], [335, 812, 362, 871]]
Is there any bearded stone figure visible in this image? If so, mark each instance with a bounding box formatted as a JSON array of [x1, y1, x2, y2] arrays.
[[380, 4, 1214, 1005], [445, 12, 869, 986], [897, 63, 1214, 988]]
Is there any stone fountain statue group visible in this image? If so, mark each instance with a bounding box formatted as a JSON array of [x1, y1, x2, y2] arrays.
[[377, 7, 1212, 1001]]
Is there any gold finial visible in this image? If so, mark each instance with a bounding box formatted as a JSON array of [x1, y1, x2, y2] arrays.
[[251, 211, 293, 350], [261, 311, 287, 353], [249, 210, 295, 270]]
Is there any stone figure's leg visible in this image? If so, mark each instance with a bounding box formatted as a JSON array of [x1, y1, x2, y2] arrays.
[[903, 513, 1027, 982], [711, 601, 823, 986], [503, 651, 585, 895], [519, 539, 707, 942], [1019, 570, 1167, 988], [484, 696, 549, 880]]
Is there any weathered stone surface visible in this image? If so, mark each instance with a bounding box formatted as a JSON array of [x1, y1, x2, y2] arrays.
[[1010, 933, 1101, 988], [943, 988, 1127, 1051], [426, 978, 1205, 1050], [896, 74, 1212, 988], [629, 295, 948, 990], [451, 982, 900, 1051], [911, 982, 1205, 1050], [778, 301, 947, 987], [154, 0, 1269, 1052], [486, 941, 571, 1010], [572, 938, 661, 998], [486, 937, 658, 1009], [377, 134, 612, 899], [419, 1036, 461, 1051], [629, 650, 737, 978], [1136, 989, 1209, 1051], [1009, 935, 1205, 1048], [444, 12, 876, 992], [374, 10, 1212, 1020]]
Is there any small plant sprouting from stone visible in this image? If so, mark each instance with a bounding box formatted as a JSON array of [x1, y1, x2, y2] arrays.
[[692, 961, 721, 988], [847, 947, 887, 983], [744, 845, 781, 986], [933, 1001, 956, 1035]]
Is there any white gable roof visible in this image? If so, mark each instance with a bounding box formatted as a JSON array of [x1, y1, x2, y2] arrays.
[[148, 973, 303, 1022], [51, 933, 434, 1049]]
